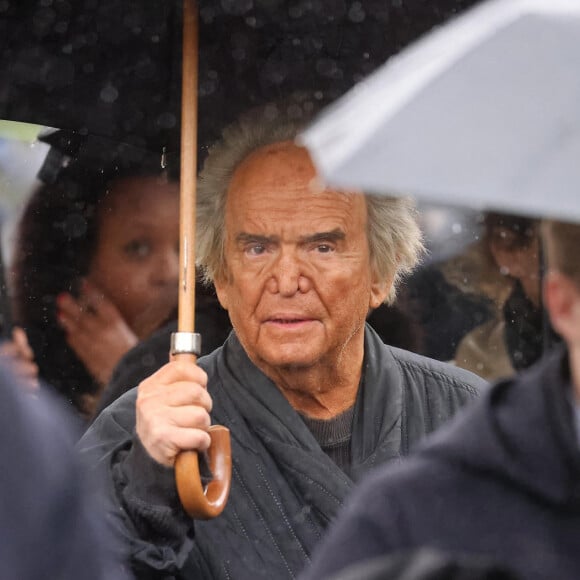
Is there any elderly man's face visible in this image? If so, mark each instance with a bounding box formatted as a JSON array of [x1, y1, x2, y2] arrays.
[[214, 141, 388, 375]]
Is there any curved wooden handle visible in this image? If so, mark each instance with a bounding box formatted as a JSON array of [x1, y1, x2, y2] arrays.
[[175, 425, 232, 519]]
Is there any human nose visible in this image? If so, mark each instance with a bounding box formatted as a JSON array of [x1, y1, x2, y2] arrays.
[[266, 248, 310, 296], [154, 248, 180, 285]]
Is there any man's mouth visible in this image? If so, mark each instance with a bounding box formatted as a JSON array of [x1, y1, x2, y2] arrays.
[[264, 316, 316, 327]]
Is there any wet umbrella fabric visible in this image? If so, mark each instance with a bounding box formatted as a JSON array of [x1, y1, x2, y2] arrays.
[[300, 0, 580, 223], [0, 0, 481, 157]]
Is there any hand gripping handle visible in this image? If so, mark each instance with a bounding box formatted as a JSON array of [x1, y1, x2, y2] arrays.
[[171, 332, 232, 519]]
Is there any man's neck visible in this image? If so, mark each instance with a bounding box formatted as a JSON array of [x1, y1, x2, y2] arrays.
[[257, 350, 364, 420]]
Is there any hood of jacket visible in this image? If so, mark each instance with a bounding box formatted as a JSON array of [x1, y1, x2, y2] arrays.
[[418, 345, 580, 508]]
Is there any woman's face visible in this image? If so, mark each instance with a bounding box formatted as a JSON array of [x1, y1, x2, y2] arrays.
[[489, 225, 541, 306], [87, 174, 180, 338]]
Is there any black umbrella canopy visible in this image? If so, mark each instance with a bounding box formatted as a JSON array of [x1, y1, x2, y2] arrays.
[[0, 0, 480, 156], [0, 0, 488, 519]]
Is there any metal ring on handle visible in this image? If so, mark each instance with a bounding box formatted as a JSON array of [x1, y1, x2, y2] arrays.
[[171, 332, 202, 357]]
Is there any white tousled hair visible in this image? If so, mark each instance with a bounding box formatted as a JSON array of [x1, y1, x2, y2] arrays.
[[196, 100, 425, 304]]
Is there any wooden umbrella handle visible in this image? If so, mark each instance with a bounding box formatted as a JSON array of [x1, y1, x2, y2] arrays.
[[171, 344, 232, 519], [175, 424, 232, 519], [173, 0, 232, 519]]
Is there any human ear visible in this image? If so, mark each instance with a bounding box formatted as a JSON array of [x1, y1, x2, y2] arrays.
[[368, 275, 391, 310], [213, 277, 230, 311], [544, 271, 580, 344]]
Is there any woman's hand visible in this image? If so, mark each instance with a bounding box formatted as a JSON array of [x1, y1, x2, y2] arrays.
[[0, 326, 39, 393], [56, 280, 138, 386]]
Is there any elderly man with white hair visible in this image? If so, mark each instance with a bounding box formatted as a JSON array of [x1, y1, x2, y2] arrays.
[[79, 102, 484, 580]]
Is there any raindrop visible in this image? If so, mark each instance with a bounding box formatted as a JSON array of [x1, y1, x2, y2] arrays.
[[221, 0, 253, 15], [62, 44, 73, 55], [292, 38, 301, 47], [262, 61, 288, 85], [0, 1, 9, 13], [314, 91, 324, 100], [85, 32, 98, 46], [100, 85, 119, 104], [54, 20, 68, 34], [32, 7, 56, 33], [287, 104, 304, 119], [315, 58, 342, 80], [63, 214, 87, 238], [348, 2, 365, 23], [82, 63, 95, 74], [157, 112, 176, 129], [245, 16, 257, 27], [151, 34, 160, 44], [199, 78, 218, 96], [263, 104, 280, 122], [136, 61, 157, 80], [232, 47, 246, 62], [451, 223, 462, 234], [288, 4, 304, 19], [40, 0, 53, 6]]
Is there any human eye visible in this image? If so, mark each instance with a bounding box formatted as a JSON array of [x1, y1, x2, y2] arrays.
[[245, 242, 267, 256], [123, 239, 151, 259], [315, 243, 335, 254]]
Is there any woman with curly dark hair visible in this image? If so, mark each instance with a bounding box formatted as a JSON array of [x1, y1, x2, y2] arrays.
[[11, 139, 180, 421]]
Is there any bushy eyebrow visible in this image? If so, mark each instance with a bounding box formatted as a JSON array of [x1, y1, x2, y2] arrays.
[[298, 229, 345, 244], [235, 233, 278, 245], [235, 229, 345, 246]]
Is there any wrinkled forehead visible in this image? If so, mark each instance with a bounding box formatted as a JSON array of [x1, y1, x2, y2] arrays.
[[228, 140, 314, 193], [225, 140, 366, 227]]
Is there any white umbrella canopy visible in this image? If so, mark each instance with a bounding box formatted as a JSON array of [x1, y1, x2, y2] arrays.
[[300, 0, 580, 223]]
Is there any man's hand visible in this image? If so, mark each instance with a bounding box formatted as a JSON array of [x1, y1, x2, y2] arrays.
[[136, 360, 213, 467], [56, 281, 138, 386], [0, 326, 39, 392]]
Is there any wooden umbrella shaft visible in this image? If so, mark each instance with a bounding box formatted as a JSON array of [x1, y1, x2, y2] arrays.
[[179, 0, 198, 333]]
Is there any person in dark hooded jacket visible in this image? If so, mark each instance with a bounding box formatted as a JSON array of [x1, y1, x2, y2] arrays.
[[301, 218, 580, 580], [0, 358, 131, 580]]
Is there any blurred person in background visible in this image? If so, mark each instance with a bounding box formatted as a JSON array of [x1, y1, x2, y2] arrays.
[[453, 213, 557, 380], [11, 138, 181, 423], [0, 354, 131, 580]]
